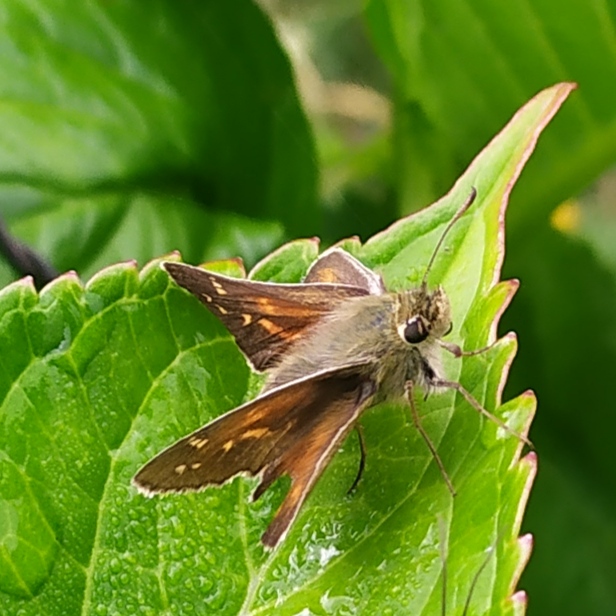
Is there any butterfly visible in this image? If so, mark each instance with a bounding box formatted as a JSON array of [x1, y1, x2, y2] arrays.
[[133, 189, 529, 547]]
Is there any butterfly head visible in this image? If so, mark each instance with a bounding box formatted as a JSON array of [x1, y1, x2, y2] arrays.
[[396, 286, 452, 345], [396, 187, 476, 347]]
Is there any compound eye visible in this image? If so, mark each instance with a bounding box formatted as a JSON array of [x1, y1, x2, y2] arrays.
[[444, 321, 453, 336], [404, 317, 429, 344]]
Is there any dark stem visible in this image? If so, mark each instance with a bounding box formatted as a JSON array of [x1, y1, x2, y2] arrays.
[[0, 217, 58, 288]]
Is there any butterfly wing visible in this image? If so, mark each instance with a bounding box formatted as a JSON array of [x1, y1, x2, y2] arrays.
[[163, 262, 369, 371], [133, 364, 376, 547], [304, 247, 385, 294]]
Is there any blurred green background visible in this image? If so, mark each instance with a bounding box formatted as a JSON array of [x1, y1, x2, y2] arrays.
[[1, 1, 615, 614]]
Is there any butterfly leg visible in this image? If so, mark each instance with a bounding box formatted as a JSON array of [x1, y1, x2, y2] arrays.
[[405, 381, 456, 496], [347, 423, 366, 494], [438, 339, 493, 359], [432, 378, 533, 449]]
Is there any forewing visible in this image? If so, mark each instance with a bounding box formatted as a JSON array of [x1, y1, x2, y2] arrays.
[[133, 364, 376, 546], [305, 247, 385, 294], [163, 262, 369, 370]]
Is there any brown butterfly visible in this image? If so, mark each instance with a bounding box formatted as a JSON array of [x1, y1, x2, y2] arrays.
[[133, 189, 529, 547]]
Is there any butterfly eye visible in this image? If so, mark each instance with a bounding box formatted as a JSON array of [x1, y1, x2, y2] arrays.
[[404, 317, 429, 344], [444, 321, 453, 336]]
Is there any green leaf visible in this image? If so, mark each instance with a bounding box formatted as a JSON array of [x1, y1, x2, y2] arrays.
[[0, 84, 571, 614], [364, 0, 616, 228], [0, 0, 316, 281]]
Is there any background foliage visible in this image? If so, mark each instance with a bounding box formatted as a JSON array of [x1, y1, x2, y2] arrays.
[[0, 1, 614, 614]]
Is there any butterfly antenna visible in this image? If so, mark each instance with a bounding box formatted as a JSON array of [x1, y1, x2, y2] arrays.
[[421, 187, 477, 291]]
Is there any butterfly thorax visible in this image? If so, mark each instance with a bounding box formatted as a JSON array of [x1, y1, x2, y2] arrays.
[[264, 286, 452, 402]]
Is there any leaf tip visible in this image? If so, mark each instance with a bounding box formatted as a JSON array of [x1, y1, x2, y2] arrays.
[[520, 389, 537, 404], [0, 274, 35, 297], [38, 271, 84, 304], [505, 535, 533, 613], [201, 257, 247, 278], [42, 269, 80, 289], [502, 331, 517, 345], [518, 532, 534, 554], [86, 260, 138, 289], [511, 590, 529, 607], [141, 256, 173, 280], [509, 452, 538, 560], [333, 235, 362, 251], [558, 80, 578, 93], [159, 254, 183, 278], [506, 278, 520, 294], [249, 237, 321, 281], [520, 452, 538, 492], [160, 252, 183, 264]]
